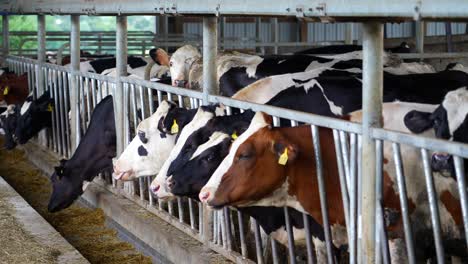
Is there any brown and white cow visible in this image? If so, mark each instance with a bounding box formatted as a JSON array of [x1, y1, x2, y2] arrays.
[[200, 109, 464, 262]]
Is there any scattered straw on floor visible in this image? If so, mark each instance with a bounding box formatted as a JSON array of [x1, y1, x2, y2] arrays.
[[0, 137, 153, 264]]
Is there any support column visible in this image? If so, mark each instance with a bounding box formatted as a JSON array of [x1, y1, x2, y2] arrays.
[[201, 16, 217, 243], [70, 15, 81, 150], [3, 15, 9, 63], [37, 15, 46, 95], [271, 18, 279, 54], [445, 22, 453, 52], [255, 17, 262, 54], [415, 21, 425, 54], [345, 23, 354, 44], [202, 16, 217, 105], [361, 22, 383, 264], [115, 16, 127, 156]]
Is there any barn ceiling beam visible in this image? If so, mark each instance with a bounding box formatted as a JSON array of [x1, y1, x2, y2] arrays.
[[1, 0, 468, 20]]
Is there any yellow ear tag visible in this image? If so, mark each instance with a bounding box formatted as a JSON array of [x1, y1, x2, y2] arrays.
[[231, 132, 238, 140], [3, 86, 9, 95], [278, 148, 288, 166], [47, 103, 54, 112], [171, 119, 179, 134]]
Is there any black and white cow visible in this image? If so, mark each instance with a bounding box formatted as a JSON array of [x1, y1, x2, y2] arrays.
[[14, 91, 55, 145], [294, 41, 411, 55], [0, 105, 17, 149], [404, 87, 468, 177], [154, 45, 403, 96], [48, 95, 115, 212]]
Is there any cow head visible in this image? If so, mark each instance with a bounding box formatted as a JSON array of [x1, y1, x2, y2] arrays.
[[15, 91, 54, 144], [200, 112, 299, 208], [155, 45, 201, 88], [404, 87, 468, 176], [113, 101, 177, 181], [150, 105, 221, 199], [48, 159, 87, 212], [169, 132, 231, 199], [0, 105, 18, 149]]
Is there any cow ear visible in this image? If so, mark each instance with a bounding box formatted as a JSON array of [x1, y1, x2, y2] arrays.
[[272, 141, 298, 166], [404, 110, 433, 134], [155, 49, 170, 67], [149, 48, 159, 65]]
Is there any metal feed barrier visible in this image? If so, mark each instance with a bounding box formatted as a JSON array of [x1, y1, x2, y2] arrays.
[[6, 54, 468, 264]]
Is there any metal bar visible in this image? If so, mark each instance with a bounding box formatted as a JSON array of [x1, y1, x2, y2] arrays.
[[188, 198, 196, 229], [237, 211, 248, 258], [303, 213, 316, 264], [252, 219, 264, 264], [177, 198, 184, 223], [283, 207, 297, 264], [311, 125, 334, 264], [361, 22, 383, 263], [58, 71, 66, 157], [445, 22, 453, 52], [421, 149, 445, 263], [63, 71, 71, 157], [391, 143, 415, 263], [3, 15, 9, 62], [375, 140, 390, 264], [345, 23, 353, 44], [415, 21, 424, 54], [202, 16, 218, 105], [115, 15, 127, 157], [453, 157, 468, 248], [70, 15, 80, 151], [255, 17, 262, 54], [333, 129, 350, 235], [271, 18, 278, 54]]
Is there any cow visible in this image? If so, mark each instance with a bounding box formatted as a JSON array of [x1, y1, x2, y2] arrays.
[[200, 110, 465, 262], [154, 45, 402, 96], [294, 42, 411, 55], [403, 87, 468, 178], [112, 101, 178, 181], [0, 105, 17, 149], [48, 95, 115, 212], [0, 72, 29, 105], [14, 91, 55, 145]]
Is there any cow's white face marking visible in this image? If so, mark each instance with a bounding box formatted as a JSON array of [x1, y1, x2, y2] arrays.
[[442, 87, 468, 136], [169, 45, 201, 85], [190, 132, 229, 160], [151, 107, 218, 198], [113, 101, 176, 180], [217, 53, 264, 80], [202, 112, 270, 197], [1, 105, 15, 118], [20, 101, 32, 116]]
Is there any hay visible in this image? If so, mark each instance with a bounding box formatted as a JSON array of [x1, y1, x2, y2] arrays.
[[0, 137, 153, 264]]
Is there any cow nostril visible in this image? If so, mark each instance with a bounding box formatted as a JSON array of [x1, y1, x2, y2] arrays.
[[151, 184, 160, 193], [199, 191, 210, 202]]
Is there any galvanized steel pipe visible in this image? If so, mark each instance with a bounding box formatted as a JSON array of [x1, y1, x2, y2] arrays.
[[202, 16, 218, 105], [70, 15, 80, 150], [361, 22, 383, 264]]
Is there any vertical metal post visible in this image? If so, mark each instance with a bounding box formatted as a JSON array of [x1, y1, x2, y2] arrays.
[[271, 18, 278, 54], [70, 15, 80, 151], [37, 15, 46, 94], [255, 17, 262, 54], [3, 15, 9, 62], [345, 23, 354, 44], [445, 22, 453, 52], [202, 16, 218, 105], [415, 21, 425, 54], [115, 16, 127, 156], [361, 22, 383, 264]]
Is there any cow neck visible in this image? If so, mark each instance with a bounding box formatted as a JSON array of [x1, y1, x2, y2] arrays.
[[67, 143, 112, 182], [277, 126, 344, 226]]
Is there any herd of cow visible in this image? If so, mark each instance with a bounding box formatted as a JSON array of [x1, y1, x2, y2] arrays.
[[1, 42, 468, 262]]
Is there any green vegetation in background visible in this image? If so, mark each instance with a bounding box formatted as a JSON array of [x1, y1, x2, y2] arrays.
[[1, 15, 155, 53]]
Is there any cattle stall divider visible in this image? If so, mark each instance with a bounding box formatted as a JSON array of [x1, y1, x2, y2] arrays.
[[3, 2, 468, 262]]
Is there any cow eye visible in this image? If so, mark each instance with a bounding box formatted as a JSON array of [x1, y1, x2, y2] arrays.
[[203, 154, 214, 162], [169, 62, 173, 67], [238, 153, 252, 161]]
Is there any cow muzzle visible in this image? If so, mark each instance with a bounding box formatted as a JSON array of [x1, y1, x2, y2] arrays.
[[431, 152, 454, 177], [173, 79, 188, 88], [150, 180, 175, 200], [112, 166, 134, 181]]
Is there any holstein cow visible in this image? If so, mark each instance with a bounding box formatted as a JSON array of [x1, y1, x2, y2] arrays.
[[112, 101, 178, 181], [154, 45, 402, 95], [200, 111, 465, 262], [14, 91, 55, 145], [48, 95, 115, 212], [294, 42, 411, 55], [0, 105, 17, 149], [404, 87, 468, 178]]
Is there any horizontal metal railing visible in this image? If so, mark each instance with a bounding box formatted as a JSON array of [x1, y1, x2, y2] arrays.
[[5, 55, 468, 264]]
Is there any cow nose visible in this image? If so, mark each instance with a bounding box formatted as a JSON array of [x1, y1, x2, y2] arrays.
[[174, 80, 187, 88], [199, 188, 211, 203], [432, 153, 451, 162], [150, 184, 160, 194]]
